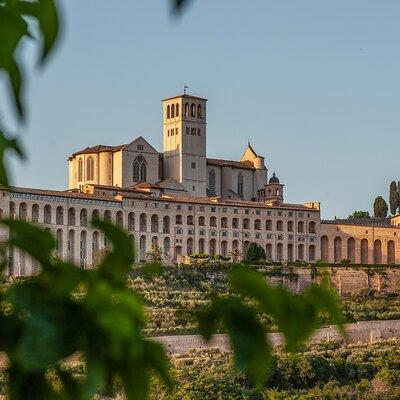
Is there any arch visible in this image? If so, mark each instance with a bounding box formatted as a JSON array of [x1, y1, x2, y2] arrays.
[[298, 244, 305, 261], [18, 202, 27, 221], [175, 214, 183, 225], [187, 215, 194, 225], [187, 237, 194, 255], [321, 235, 329, 261], [163, 237, 171, 256], [254, 219, 261, 230], [221, 241, 228, 257], [92, 209, 100, 222], [237, 172, 244, 197], [128, 212, 135, 231], [175, 245, 182, 260], [190, 103, 196, 117], [208, 169, 216, 194], [232, 240, 239, 250], [166, 104, 170, 119], [139, 235, 146, 261], [151, 214, 159, 232], [78, 158, 83, 181], [171, 103, 175, 118], [163, 215, 170, 233], [140, 213, 147, 231], [56, 206, 64, 225], [221, 217, 228, 228], [116, 211, 123, 228], [56, 229, 63, 257], [80, 208, 88, 227], [44, 205, 52, 224], [198, 238, 205, 254], [243, 241, 250, 257], [80, 230, 87, 267], [387, 240, 395, 264], [347, 238, 355, 263], [104, 210, 112, 222], [198, 216, 205, 226], [209, 238, 217, 256], [361, 238, 369, 264], [287, 243, 294, 262], [309, 245, 316, 262], [184, 102, 189, 116], [175, 102, 179, 117], [309, 221, 316, 234], [133, 155, 147, 182], [232, 217, 239, 229], [68, 229, 75, 261], [287, 220, 294, 232], [276, 220, 283, 231], [68, 207, 76, 225], [243, 218, 250, 229], [334, 237, 342, 263], [298, 221, 305, 233], [9, 202, 15, 220], [266, 219, 272, 231], [86, 156, 94, 180], [276, 243, 283, 260], [197, 104, 202, 118], [32, 204, 39, 223], [92, 231, 99, 254], [151, 236, 158, 246], [266, 243, 272, 260], [374, 239, 382, 264], [210, 216, 217, 227]]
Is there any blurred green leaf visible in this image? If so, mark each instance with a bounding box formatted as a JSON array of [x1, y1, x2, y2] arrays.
[[0, 130, 25, 187]]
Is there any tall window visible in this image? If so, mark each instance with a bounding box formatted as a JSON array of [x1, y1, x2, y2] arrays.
[[237, 172, 244, 197], [166, 104, 170, 119], [190, 103, 196, 117], [209, 169, 216, 194], [184, 103, 189, 116], [171, 103, 175, 118], [78, 158, 83, 181], [86, 156, 94, 180], [175, 102, 179, 116], [133, 155, 147, 182], [197, 104, 202, 118]]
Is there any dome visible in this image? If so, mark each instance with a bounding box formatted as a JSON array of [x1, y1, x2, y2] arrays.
[[269, 172, 280, 184]]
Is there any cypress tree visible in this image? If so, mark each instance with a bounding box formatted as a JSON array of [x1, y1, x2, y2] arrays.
[[389, 181, 399, 215], [373, 196, 389, 218]]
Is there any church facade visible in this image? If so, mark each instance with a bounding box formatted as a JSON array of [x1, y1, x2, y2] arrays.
[[1, 92, 400, 275]]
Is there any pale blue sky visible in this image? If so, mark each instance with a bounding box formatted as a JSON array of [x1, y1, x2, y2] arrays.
[[2, 1, 400, 219]]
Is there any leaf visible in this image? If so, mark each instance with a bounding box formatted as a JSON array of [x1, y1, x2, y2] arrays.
[[171, 0, 191, 14], [0, 130, 25, 186], [1, 219, 55, 267]]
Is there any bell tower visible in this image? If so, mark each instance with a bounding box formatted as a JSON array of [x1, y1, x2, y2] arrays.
[[162, 93, 207, 197]]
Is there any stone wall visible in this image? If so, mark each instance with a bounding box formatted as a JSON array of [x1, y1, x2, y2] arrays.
[[154, 320, 400, 355]]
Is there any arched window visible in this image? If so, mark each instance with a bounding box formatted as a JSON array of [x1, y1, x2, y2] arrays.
[[78, 158, 83, 181], [237, 173, 244, 197], [184, 103, 189, 116], [166, 104, 170, 119], [209, 169, 216, 194], [197, 104, 202, 118], [190, 103, 196, 117], [133, 155, 147, 182], [175, 102, 179, 117], [86, 156, 94, 180], [171, 103, 175, 118]]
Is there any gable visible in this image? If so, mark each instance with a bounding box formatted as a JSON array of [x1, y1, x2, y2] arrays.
[[240, 143, 258, 162], [122, 136, 159, 154]]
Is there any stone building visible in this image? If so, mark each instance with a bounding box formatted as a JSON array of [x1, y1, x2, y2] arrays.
[[1, 92, 399, 275]]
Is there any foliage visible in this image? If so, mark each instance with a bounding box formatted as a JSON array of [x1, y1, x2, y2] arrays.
[[348, 210, 370, 219], [245, 242, 266, 262], [228, 247, 243, 262], [373, 196, 389, 218], [146, 243, 163, 263], [389, 180, 399, 215]]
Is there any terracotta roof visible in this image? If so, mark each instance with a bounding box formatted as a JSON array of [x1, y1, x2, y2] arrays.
[[70, 144, 126, 158], [322, 218, 392, 228], [206, 158, 255, 170]]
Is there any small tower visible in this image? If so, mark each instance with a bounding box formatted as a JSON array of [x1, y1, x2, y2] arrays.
[[162, 93, 207, 197], [264, 173, 284, 205]]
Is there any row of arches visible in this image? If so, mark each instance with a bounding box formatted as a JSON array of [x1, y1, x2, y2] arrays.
[[321, 236, 396, 264], [166, 103, 202, 119]]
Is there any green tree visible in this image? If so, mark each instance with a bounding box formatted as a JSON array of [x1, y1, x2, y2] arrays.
[[348, 211, 370, 219], [246, 242, 266, 262], [373, 196, 389, 218], [146, 243, 164, 263], [389, 181, 399, 215]]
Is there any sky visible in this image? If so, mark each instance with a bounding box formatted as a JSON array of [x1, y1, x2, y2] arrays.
[[1, 0, 400, 219]]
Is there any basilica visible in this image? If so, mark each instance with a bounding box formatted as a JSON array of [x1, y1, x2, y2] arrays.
[[1, 92, 399, 275]]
